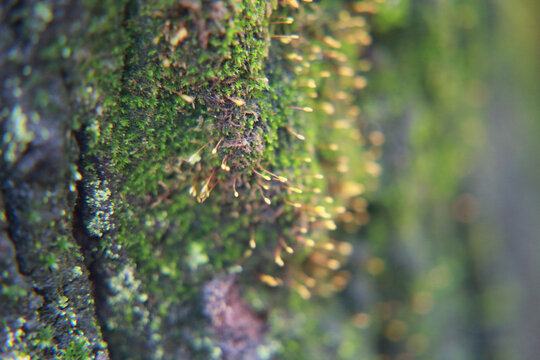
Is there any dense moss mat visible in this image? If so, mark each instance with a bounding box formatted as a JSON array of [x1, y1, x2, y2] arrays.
[[78, 1, 377, 358], [2, 0, 377, 359]]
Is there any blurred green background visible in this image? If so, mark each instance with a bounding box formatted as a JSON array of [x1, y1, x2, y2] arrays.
[[276, 0, 540, 359]]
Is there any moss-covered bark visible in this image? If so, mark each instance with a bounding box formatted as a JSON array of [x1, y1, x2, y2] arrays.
[[1, 1, 376, 359], [1, 1, 110, 358]]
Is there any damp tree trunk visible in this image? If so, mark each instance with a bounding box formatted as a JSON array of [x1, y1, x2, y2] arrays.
[[2, 1, 376, 359], [1, 1, 276, 359], [0, 0, 318, 359], [7, 1, 532, 360]]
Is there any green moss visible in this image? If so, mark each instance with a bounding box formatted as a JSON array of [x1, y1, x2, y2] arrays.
[[57, 335, 93, 360], [64, 0, 381, 358], [89, 1, 283, 272]]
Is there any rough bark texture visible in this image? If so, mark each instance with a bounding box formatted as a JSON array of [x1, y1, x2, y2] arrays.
[[1, 1, 110, 358], [2, 1, 370, 358], [5, 1, 535, 360], [1, 1, 269, 358]]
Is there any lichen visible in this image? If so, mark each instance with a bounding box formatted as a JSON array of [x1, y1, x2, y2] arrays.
[[1, 106, 35, 165], [86, 179, 114, 237]]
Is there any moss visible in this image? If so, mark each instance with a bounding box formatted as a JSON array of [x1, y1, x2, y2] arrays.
[[2, 0, 379, 358], [77, 0, 378, 354], [73, 0, 312, 356]]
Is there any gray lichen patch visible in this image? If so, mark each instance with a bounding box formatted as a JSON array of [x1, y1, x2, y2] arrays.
[[87, 238, 166, 360], [107, 263, 150, 329], [86, 179, 115, 238], [1, 105, 36, 165]]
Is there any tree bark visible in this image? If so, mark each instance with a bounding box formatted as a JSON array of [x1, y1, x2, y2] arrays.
[[1, 1, 282, 359]]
